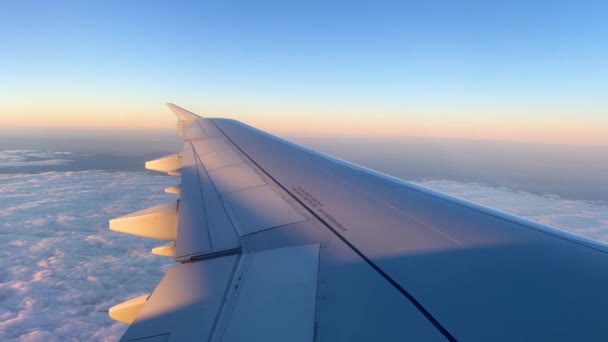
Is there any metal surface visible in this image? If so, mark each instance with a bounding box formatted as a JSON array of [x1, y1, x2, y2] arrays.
[[151, 242, 175, 257], [174, 142, 211, 258], [109, 201, 177, 241], [192, 147, 240, 253], [191, 138, 230, 155], [145, 153, 181, 173], [223, 185, 307, 236], [109, 294, 149, 324], [198, 149, 243, 171], [120, 255, 238, 341], [214, 245, 320, 342], [208, 163, 266, 195], [164, 185, 180, 195], [240, 222, 447, 341]]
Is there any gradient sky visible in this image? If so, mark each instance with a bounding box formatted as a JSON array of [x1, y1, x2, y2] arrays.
[[1, 0, 607, 144]]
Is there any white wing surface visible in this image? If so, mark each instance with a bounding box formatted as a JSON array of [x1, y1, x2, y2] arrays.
[[107, 104, 608, 341]]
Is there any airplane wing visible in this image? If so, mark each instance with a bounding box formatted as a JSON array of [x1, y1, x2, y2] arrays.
[[107, 104, 608, 341]]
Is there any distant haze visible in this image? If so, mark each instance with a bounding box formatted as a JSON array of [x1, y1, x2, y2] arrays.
[[291, 135, 608, 202], [1, 131, 606, 202], [0, 129, 181, 156]]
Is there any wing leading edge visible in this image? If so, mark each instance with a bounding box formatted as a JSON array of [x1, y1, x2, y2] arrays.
[[107, 104, 608, 341]]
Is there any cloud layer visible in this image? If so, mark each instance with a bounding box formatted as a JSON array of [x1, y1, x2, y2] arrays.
[[0, 170, 606, 341], [0, 171, 176, 341], [0, 150, 78, 168]]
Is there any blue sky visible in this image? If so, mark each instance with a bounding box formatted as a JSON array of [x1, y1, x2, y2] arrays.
[[1, 0, 607, 143]]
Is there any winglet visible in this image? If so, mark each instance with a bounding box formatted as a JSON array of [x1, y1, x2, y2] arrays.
[[165, 103, 201, 136], [165, 103, 200, 121]]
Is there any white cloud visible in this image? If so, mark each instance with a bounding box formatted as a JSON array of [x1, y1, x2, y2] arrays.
[[0, 150, 78, 168], [0, 171, 177, 341]]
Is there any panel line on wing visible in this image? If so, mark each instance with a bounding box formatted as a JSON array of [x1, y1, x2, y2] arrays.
[[191, 138, 231, 155], [190, 138, 242, 249], [196, 119, 210, 136], [198, 149, 243, 171], [207, 163, 266, 195], [173, 141, 212, 259], [210, 245, 320, 342], [207, 253, 243, 342], [329, 173, 465, 246], [222, 185, 306, 236], [189, 140, 214, 251], [191, 130, 306, 238]]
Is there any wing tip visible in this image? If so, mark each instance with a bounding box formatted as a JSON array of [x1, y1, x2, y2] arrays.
[[165, 103, 201, 119]]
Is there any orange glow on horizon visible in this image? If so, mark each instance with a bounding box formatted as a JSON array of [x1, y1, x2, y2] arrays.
[[1, 102, 606, 146], [257, 116, 608, 146]]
